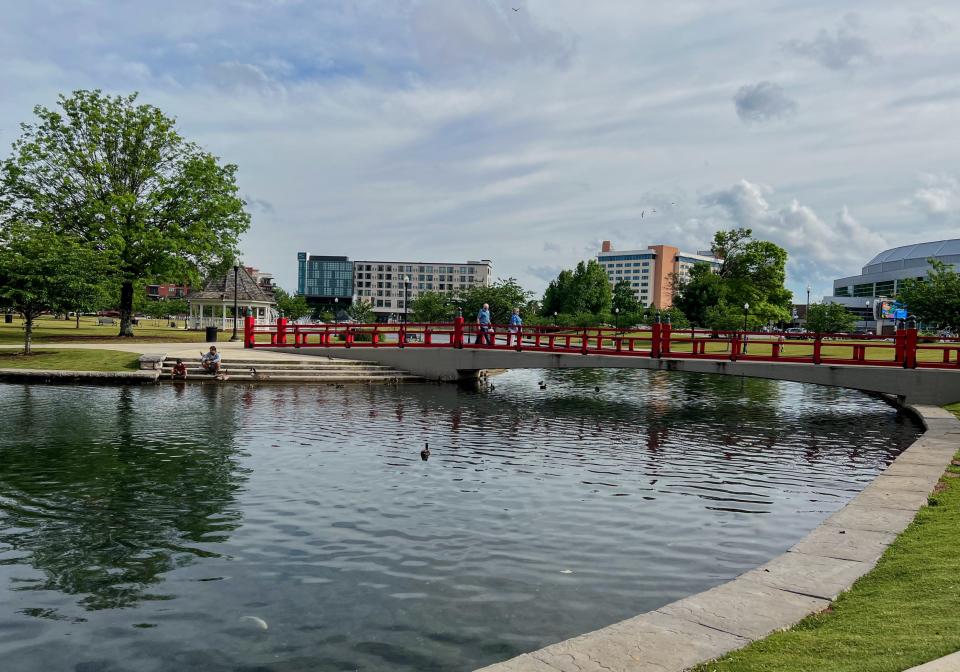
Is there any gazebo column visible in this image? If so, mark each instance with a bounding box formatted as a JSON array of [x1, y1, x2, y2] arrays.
[[222, 303, 227, 328]]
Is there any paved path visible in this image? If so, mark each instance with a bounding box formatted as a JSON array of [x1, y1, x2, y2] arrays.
[[905, 651, 960, 671], [0, 341, 332, 362], [476, 405, 960, 672]]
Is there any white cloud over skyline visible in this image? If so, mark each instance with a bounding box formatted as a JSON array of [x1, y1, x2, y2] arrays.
[[0, 0, 958, 302]]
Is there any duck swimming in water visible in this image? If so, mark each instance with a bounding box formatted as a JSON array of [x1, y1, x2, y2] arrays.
[[421, 443, 430, 461]]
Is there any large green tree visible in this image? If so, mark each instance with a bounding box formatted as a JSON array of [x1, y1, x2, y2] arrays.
[[541, 260, 612, 316], [272, 287, 311, 321], [457, 278, 532, 324], [0, 223, 110, 352], [0, 90, 250, 337], [806, 302, 857, 334], [897, 259, 960, 330], [673, 228, 791, 329], [346, 300, 375, 324], [410, 291, 453, 322], [611, 279, 640, 317]]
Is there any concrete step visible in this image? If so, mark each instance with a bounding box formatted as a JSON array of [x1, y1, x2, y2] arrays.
[[162, 373, 423, 383], [166, 358, 381, 367], [165, 367, 405, 376]]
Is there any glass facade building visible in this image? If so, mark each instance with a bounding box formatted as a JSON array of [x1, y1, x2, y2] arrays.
[[297, 253, 354, 301]]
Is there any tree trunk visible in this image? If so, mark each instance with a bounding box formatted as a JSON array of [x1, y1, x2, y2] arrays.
[[119, 280, 136, 337], [24, 311, 33, 355], [76, 311, 81, 329]]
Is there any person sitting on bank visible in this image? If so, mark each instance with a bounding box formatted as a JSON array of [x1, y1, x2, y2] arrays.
[[476, 303, 493, 345], [172, 358, 187, 380], [200, 346, 221, 375]]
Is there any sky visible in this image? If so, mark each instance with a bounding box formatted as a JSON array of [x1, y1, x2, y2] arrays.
[[1, 1, 958, 301]]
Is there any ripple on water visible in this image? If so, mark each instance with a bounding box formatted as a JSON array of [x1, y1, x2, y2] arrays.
[[0, 371, 918, 671]]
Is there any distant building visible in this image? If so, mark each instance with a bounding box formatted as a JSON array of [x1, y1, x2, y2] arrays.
[[827, 238, 960, 331], [353, 259, 492, 320], [146, 283, 189, 301], [296, 252, 493, 320], [596, 241, 720, 309], [297, 253, 354, 305]]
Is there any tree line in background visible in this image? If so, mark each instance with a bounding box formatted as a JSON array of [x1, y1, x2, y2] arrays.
[[0, 90, 249, 352]]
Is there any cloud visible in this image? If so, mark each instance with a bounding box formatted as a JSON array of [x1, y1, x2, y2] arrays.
[[204, 61, 286, 96], [907, 174, 959, 219], [785, 14, 874, 70], [700, 179, 886, 287], [411, 0, 574, 76], [527, 265, 562, 281], [542, 241, 563, 253], [733, 82, 797, 124]]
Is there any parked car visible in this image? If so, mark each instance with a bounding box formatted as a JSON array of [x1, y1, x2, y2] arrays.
[[784, 327, 807, 339]]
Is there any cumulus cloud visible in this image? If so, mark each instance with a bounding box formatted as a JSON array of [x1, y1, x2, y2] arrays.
[[785, 14, 874, 70], [204, 61, 286, 96], [700, 179, 886, 286], [527, 265, 563, 281], [733, 82, 797, 124], [907, 174, 959, 219]]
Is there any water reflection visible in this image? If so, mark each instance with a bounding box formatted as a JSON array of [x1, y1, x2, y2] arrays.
[[0, 385, 247, 614], [0, 371, 919, 672]]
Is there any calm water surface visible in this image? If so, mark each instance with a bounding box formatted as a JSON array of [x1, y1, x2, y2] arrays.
[[0, 370, 919, 671]]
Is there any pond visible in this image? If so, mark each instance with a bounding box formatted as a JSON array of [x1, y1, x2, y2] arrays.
[[0, 370, 919, 671]]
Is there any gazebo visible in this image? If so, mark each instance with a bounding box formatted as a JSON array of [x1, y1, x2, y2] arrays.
[[186, 267, 277, 331]]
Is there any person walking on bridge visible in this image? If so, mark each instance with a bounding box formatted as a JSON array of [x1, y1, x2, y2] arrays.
[[508, 307, 523, 347], [476, 303, 493, 345]]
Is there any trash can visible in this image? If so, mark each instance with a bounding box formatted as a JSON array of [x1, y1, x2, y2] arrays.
[[205, 326, 218, 342], [4, 313, 12, 324]]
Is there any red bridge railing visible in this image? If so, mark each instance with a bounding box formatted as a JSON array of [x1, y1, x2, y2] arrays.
[[243, 316, 960, 370]]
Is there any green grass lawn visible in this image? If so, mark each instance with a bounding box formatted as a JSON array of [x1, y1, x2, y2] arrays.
[[693, 405, 960, 672], [0, 315, 206, 344], [0, 349, 141, 372]]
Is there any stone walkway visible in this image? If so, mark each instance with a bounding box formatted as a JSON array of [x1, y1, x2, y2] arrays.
[[905, 651, 960, 671], [0, 340, 324, 361], [476, 405, 960, 672]]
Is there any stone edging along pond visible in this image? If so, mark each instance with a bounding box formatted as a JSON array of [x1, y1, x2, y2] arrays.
[[0, 368, 160, 384], [476, 404, 960, 672]]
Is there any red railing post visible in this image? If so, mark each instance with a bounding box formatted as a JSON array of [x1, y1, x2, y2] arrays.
[[244, 314, 255, 348], [661, 319, 672, 356], [453, 316, 464, 349], [651, 318, 662, 358], [894, 325, 905, 365], [294, 324, 301, 348], [581, 328, 589, 355], [904, 319, 918, 369], [813, 334, 822, 364], [276, 317, 288, 346], [730, 331, 740, 360], [398, 323, 406, 349]]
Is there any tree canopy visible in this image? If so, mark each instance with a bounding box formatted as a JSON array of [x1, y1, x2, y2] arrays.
[[897, 259, 960, 329], [0, 223, 110, 352], [410, 291, 454, 322], [672, 228, 791, 329], [541, 260, 612, 316], [457, 278, 531, 324], [272, 287, 311, 321], [611, 279, 640, 316], [806, 302, 857, 334], [0, 90, 250, 336]]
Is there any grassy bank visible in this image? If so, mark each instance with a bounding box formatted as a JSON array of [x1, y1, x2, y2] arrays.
[[0, 315, 206, 344], [0, 349, 141, 372], [694, 405, 960, 672]]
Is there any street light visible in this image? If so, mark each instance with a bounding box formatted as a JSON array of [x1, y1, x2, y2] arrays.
[[864, 300, 872, 333], [403, 275, 410, 324], [614, 307, 620, 330], [743, 302, 750, 330], [229, 264, 240, 341], [334, 297, 338, 324], [805, 283, 811, 328]]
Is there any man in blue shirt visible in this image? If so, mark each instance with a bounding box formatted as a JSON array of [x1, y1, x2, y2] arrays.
[[476, 303, 493, 345]]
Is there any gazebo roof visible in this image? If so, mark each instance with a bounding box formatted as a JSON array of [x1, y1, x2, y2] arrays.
[[186, 267, 275, 304]]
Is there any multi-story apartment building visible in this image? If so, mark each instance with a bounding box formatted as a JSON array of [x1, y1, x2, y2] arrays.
[[297, 254, 354, 304], [145, 283, 189, 301], [597, 241, 720, 309], [352, 259, 492, 319], [297, 252, 493, 320]]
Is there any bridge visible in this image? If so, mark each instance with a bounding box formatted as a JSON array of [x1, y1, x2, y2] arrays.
[[243, 317, 960, 405]]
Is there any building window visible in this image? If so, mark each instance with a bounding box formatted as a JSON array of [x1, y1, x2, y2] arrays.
[[874, 280, 895, 296], [853, 283, 874, 297]]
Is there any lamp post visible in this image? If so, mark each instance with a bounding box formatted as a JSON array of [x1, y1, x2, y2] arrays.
[[229, 264, 240, 341], [334, 297, 338, 324], [805, 283, 811, 329], [553, 311, 558, 327], [615, 307, 620, 330], [743, 302, 750, 331], [864, 300, 872, 333], [403, 275, 410, 324]]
